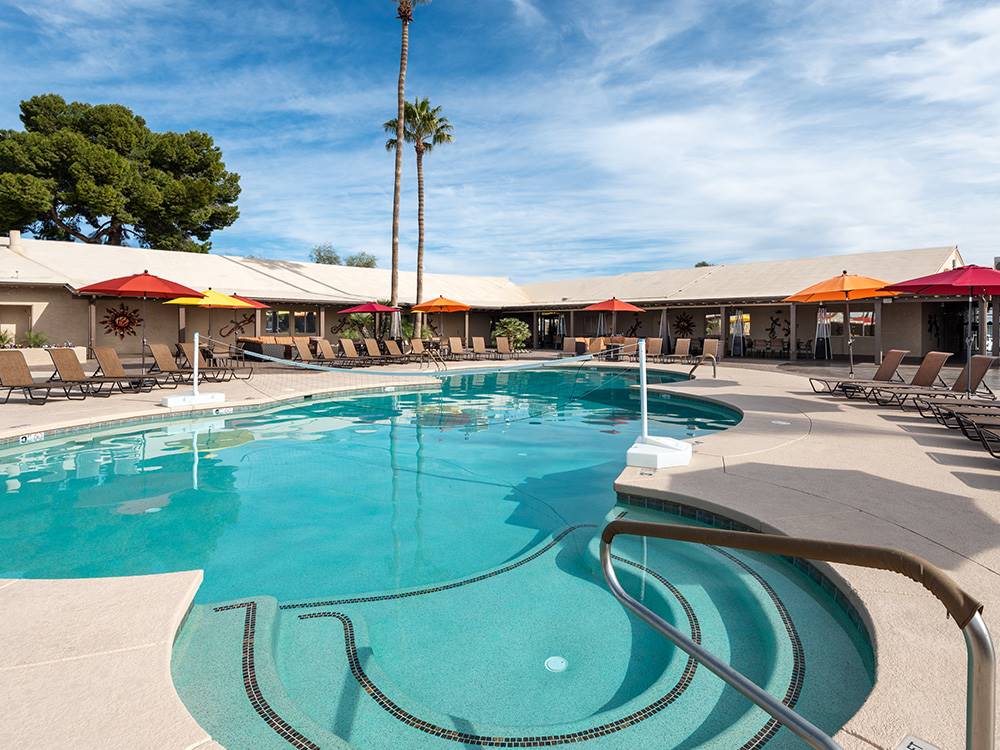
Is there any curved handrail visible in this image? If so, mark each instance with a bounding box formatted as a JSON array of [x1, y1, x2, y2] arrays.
[[601, 519, 995, 750]]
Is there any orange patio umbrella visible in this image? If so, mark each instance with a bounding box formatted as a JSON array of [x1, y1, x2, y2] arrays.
[[784, 271, 898, 376], [411, 296, 471, 338], [582, 297, 644, 336]]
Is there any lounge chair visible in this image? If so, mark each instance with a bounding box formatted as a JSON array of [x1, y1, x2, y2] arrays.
[[954, 414, 1000, 458], [496, 336, 518, 360], [313, 338, 349, 366], [0, 350, 56, 404], [809, 349, 909, 395], [92, 346, 174, 391], [587, 337, 607, 356], [47, 347, 144, 398], [385, 340, 410, 362], [663, 338, 691, 364], [148, 343, 196, 384], [560, 337, 578, 357], [340, 339, 373, 366], [869, 355, 996, 408], [448, 337, 473, 360], [840, 351, 952, 401], [178, 342, 248, 382], [472, 336, 498, 360], [363, 338, 406, 364], [642, 338, 664, 362], [920, 399, 1000, 427], [292, 337, 328, 364]]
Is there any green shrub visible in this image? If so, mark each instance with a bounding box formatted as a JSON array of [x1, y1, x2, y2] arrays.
[[0, 330, 12, 347], [22, 331, 48, 348], [493, 318, 531, 350]]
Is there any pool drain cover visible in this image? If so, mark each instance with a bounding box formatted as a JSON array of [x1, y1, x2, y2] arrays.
[[545, 656, 568, 673]]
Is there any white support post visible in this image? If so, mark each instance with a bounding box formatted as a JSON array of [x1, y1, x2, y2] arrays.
[[639, 339, 649, 442], [192, 331, 200, 399], [626, 339, 691, 469], [160, 329, 225, 408]]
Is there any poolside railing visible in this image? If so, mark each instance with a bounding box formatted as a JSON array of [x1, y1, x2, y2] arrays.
[[601, 519, 995, 750]]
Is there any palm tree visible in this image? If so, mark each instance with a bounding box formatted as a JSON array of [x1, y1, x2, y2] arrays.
[[385, 97, 453, 333], [388, 0, 431, 309]]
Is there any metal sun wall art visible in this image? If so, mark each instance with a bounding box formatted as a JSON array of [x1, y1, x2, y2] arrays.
[[101, 303, 143, 340]]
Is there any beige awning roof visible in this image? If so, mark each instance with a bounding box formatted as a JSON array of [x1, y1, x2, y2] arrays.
[[0, 237, 963, 309]]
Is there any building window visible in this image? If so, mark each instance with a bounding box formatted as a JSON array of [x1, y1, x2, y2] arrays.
[[294, 311, 317, 334], [265, 310, 289, 334]]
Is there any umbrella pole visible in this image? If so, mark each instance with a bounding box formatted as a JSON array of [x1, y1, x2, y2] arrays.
[[846, 298, 854, 378], [967, 293, 974, 396], [142, 296, 147, 375]]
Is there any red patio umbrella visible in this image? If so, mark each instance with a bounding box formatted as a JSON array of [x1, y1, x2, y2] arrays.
[[338, 302, 401, 339], [582, 297, 644, 336], [882, 265, 1000, 394], [230, 294, 270, 309], [77, 271, 204, 370]]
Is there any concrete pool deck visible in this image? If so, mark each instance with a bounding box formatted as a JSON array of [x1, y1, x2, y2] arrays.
[[0, 356, 997, 749]]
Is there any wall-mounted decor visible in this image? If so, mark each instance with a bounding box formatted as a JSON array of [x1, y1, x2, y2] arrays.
[[673, 311, 695, 337], [220, 313, 255, 338], [101, 303, 143, 340]]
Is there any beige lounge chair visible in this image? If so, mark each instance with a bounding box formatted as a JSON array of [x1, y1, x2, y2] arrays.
[[178, 342, 251, 381], [92, 346, 173, 390], [663, 338, 691, 363], [870, 354, 995, 407], [0, 350, 56, 404], [561, 337, 578, 357], [644, 338, 664, 362], [472, 336, 497, 360], [448, 337, 473, 360], [809, 349, 909, 395], [340, 339, 373, 366], [495, 336, 517, 359], [148, 343, 196, 384], [48, 347, 143, 397], [841, 350, 951, 400], [385, 340, 410, 362]]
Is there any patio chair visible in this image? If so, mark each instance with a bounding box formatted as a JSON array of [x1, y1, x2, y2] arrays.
[[869, 355, 996, 408], [643, 338, 664, 362], [839, 351, 952, 401], [292, 337, 329, 364], [809, 349, 909, 395], [340, 339, 373, 366], [0, 350, 56, 405], [178, 342, 250, 382], [315, 338, 349, 366], [47, 347, 145, 398], [448, 337, 474, 360], [920, 399, 1000, 426], [385, 340, 411, 362], [472, 336, 498, 360], [955, 414, 1000, 459], [148, 343, 196, 384], [495, 336, 518, 359], [92, 346, 174, 391], [560, 337, 578, 357], [663, 338, 691, 364]]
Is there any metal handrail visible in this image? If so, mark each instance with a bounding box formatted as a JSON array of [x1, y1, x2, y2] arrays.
[[601, 519, 996, 750]]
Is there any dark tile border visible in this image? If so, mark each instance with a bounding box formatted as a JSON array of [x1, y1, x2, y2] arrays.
[[212, 601, 320, 750], [214, 518, 808, 748], [617, 491, 873, 643], [297, 547, 703, 747]]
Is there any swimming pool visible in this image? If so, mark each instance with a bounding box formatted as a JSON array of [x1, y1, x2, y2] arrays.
[[0, 367, 873, 748]]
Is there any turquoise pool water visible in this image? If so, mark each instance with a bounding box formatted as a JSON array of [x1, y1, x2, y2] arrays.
[[0, 367, 873, 749]]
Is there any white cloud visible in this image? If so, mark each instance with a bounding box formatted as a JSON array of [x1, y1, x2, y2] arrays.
[[509, 0, 544, 26]]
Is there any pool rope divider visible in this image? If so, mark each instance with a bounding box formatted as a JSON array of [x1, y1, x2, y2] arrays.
[[214, 518, 805, 748]]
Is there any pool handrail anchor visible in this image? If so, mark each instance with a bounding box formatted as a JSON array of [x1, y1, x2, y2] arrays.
[[601, 519, 995, 750]]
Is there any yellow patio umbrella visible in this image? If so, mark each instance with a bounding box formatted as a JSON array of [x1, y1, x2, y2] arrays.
[[784, 271, 898, 376], [164, 288, 255, 343], [411, 295, 471, 339]]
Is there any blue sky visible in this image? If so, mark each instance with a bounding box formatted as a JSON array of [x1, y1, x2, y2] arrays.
[[1, 0, 998, 280]]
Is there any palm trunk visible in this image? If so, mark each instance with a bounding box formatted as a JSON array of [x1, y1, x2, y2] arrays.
[[415, 147, 425, 335], [390, 15, 409, 308]]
